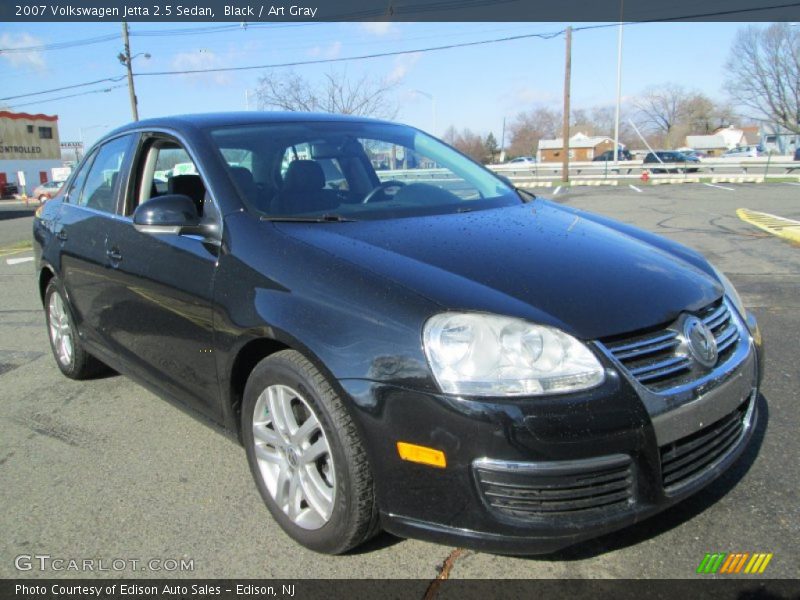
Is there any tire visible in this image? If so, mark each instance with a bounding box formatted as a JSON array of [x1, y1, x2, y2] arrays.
[[44, 279, 106, 379], [242, 350, 379, 554]]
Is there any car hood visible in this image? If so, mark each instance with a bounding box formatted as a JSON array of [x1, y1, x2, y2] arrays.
[[273, 201, 722, 340]]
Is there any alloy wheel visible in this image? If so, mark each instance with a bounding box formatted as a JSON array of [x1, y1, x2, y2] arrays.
[[252, 384, 336, 530], [48, 291, 73, 367]]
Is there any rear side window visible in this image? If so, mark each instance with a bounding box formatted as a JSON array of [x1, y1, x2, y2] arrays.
[[74, 135, 133, 213]]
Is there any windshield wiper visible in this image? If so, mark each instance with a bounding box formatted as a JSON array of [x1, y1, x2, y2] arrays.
[[261, 214, 356, 223]]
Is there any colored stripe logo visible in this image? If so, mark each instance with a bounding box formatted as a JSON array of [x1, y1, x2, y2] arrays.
[[697, 552, 773, 574]]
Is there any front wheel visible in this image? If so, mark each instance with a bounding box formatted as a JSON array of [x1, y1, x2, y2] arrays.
[[242, 350, 379, 554]]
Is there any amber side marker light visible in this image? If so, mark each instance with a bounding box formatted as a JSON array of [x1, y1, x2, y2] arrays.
[[397, 442, 447, 468]]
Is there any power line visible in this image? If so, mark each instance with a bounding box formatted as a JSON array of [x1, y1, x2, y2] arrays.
[[0, 27, 565, 102], [0, 76, 126, 102], [6, 4, 800, 104], [131, 22, 320, 36], [0, 33, 119, 54], [2, 0, 799, 54], [8, 84, 126, 109], [136, 29, 566, 77]]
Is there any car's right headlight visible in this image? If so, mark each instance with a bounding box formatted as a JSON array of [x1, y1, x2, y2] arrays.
[[422, 313, 605, 397]]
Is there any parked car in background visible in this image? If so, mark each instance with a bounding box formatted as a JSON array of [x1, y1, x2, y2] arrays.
[[507, 156, 536, 164], [32, 180, 65, 203], [1, 182, 19, 199], [721, 145, 764, 159], [593, 149, 633, 161], [643, 151, 701, 173], [34, 112, 763, 556], [676, 149, 707, 160]]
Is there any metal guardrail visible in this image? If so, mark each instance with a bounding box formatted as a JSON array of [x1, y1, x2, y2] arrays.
[[375, 158, 800, 185], [487, 158, 800, 181]]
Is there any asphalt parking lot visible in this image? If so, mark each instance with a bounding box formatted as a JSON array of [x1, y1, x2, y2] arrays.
[[0, 183, 798, 580]]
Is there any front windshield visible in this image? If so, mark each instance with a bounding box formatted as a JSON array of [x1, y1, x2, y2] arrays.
[[208, 120, 520, 220]]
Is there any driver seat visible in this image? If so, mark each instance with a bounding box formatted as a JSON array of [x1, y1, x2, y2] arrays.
[[271, 160, 339, 215]]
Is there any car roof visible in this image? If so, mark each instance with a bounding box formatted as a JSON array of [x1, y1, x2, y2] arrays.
[[103, 111, 395, 139]]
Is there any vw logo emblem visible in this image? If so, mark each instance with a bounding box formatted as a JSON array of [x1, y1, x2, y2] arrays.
[[683, 316, 718, 368]]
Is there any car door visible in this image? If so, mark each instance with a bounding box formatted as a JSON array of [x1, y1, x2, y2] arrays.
[[56, 134, 136, 363], [103, 133, 222, 419]]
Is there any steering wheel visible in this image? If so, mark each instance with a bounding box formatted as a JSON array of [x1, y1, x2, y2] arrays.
[[362, 180, 406, 204]]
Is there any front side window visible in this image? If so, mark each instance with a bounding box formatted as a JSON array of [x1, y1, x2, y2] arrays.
[[208, 121, 519, 221], [75, 135, 133, 213], [38, 127, 53, 139], [130, 138, 212, 220]]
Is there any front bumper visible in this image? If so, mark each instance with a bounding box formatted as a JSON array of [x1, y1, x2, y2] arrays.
[[339, 309, 763, 555]]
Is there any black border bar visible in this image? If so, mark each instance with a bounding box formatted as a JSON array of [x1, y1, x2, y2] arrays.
[[2, 0, 800, 22], [2, 579, 799, 600]]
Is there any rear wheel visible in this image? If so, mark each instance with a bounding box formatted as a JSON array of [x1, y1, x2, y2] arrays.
[[44, 279, 106, 379], [242, 350, 379, 554]]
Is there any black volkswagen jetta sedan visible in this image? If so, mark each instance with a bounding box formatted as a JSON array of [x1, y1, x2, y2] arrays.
[[33, 113, 763, 555]]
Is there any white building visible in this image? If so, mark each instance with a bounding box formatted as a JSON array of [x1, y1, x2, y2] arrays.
[[0, 110, 63, 195]]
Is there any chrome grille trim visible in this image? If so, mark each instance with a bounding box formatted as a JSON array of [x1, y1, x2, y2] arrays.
[[598, 298, 746, 394], [630, 355, 693, 381], [473, 455, 635, 520], [659, 392, 755, 493], [613, 334, 680, 360]]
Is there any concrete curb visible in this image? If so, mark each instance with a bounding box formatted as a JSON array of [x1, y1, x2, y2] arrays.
[[711, 177, 765, 184], [517, 181, 553, 188], [651, 178, 701, 185], [568, 180, 619, 187]]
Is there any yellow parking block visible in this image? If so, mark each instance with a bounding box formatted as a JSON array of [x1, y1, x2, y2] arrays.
[[737, 208, 800, 244], [0, 241, 33, 258]]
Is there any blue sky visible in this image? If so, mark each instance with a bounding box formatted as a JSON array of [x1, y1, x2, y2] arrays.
[[0, 21, 751, 147]]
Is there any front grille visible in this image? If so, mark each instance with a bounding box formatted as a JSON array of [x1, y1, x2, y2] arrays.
[[602, 299, 741, 392], [660, 401, 748, 493], [474, 455, 634, 521]]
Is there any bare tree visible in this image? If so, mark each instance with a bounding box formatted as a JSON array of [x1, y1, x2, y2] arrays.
[[255, 70, 399, 119], [633, 83, 693, 147], [442, 126, 488, 163], [507, 107, 561, 157], [724, 23, 800, 134], [682, 94, 738, 135]]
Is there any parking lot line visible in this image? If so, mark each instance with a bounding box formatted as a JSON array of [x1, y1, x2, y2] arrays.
[[703, 183, 735, 192], [6, 256, 34, 265], [553, 186, 561, 195], [629, 185, 642, 193]]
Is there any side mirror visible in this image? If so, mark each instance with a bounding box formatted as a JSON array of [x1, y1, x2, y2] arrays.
[[133, 194, 200, 232]]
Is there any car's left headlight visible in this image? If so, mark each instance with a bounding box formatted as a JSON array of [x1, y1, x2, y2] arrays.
[[422, 312, 605, 397]]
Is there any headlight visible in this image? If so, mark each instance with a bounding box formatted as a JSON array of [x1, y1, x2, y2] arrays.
[[422, 313, 605, 397], [712, 266, 746, 318]]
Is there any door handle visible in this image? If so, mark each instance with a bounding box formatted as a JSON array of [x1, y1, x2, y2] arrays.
[[106, 248, 123, 262], [56, 230, 68, 241]]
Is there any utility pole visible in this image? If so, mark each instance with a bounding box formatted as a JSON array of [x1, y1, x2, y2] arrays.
[[561, 26, 572, 183], [121, 22, 139, 121], [613, 21, 624, 163], [500, 117, 506, 162]]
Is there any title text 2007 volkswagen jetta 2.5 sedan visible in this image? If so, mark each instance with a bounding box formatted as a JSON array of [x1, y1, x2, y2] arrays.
[[33, 113, 763, 555]]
